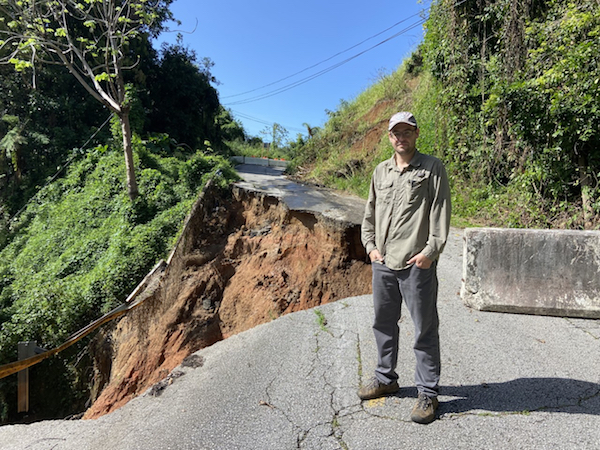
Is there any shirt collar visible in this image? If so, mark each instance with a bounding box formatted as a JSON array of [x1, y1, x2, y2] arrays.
[[385, 150, 423, 171]]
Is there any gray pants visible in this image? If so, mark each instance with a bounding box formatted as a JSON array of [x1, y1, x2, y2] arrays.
[[371, 262, 440, 397]]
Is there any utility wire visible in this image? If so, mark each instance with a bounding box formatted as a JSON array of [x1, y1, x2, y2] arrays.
[[231, 109, 305, 134], [231, 110, 273, 127], [224, 18, 426, 106], [225, 0, 467, 130], [221, 9, 427, 100], [222, 0, 467, 107]]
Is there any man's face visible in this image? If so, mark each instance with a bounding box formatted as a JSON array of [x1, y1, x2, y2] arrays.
[[389, 123, 419, 158]]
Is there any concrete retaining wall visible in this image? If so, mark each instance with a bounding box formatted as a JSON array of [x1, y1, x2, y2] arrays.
[[461, 227, 600, 318]]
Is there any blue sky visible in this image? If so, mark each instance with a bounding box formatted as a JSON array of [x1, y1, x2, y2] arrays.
[[155, 0, 430, 141]]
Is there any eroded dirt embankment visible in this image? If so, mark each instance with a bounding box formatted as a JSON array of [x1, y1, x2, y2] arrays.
[[84, 184, 371, 419]]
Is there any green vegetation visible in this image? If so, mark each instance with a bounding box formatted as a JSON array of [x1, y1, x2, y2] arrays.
[[314, 308, 329, 333], [226, 121, 305, 162], [227, 137, 292, 161], [0, 138, 237, 421], [1, 0, 176, 200], [0, 5, 243, 223], [293, 0, 600, 230]]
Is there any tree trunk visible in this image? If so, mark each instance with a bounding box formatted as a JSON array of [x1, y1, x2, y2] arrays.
[[119, 110, 139, 201]]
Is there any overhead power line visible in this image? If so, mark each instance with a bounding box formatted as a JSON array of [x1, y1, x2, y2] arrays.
[[224, 0, 468, 133], [221, 9, 427, 100], [231, 110, 305, 134], [231, 110, 273, 127], [222, 0, 468, 107], [223, 17, 426, 106]]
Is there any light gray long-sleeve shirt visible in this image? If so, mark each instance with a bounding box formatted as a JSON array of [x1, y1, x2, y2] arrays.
[[361, 151, 451, 270]]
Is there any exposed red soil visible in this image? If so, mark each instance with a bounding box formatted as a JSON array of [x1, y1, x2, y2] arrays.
[[347, 99, 395, 161], [84, 186, 371, 419]]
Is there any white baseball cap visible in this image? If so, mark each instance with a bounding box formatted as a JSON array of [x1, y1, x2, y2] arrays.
[[388, 112, 418, 130]]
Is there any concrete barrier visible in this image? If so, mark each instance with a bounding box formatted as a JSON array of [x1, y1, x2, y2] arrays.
[[230, 156, 289, 168], [461, 227, 600, 318]]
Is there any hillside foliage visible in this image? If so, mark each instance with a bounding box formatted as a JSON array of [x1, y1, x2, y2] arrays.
[[296, 0, 600, 229], [1, 0, 598, 425], [0, 139, 238, 421]]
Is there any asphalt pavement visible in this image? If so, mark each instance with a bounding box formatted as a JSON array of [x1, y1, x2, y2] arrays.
[[232, 164, 366, 226], [0, 165, 598, 449]]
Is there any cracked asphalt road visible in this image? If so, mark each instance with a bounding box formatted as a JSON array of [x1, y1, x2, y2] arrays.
[[1, 166, 599, 449]]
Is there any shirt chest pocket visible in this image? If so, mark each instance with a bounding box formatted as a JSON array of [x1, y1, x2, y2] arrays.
[[407, 172, 430, 203], [375, 180, 394, 204]]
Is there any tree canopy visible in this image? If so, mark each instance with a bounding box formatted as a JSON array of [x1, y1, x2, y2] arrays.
[[0, 0, 175, 199], [0, 1, 242, 222]]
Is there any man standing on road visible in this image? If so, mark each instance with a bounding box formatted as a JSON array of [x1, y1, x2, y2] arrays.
[[359, 111, 451, 424]]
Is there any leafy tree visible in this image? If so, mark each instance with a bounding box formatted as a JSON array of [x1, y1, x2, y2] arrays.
[[0, 0, 174, 200], [215, 107, 246, 144], [287, 133, 307, 161], [0, 114, 50, 182], [0, 115, 27, 181], [146, 40, 220, 152], [421, 0, 599, 227], [302, 122, 320, 138], [0, 59, 111, 220], [260, 122, 289, 153], [504, 0, 600, 225]]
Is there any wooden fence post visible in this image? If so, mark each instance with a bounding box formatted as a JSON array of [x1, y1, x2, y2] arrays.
[[17, 341, 36, 413], [17, 341, 47, 413]]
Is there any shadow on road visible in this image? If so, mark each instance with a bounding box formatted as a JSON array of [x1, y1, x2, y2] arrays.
[[394, 378, 600, 415]]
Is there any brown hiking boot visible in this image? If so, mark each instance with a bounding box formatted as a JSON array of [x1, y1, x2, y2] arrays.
[[358, 377, 399, 400], [411, 393, 439, 424]]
